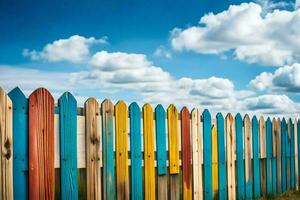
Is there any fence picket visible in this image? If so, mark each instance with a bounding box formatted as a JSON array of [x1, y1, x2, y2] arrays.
[[129, 102, 143, 199], [216, 113, 227, 200], [277, 118, 282, 193], [281, 118, 287, 192], [295, 119, 299, 191], [266, 118, 273, 195], [203, 109, 212, 200], [101, 99, 116, 200], [212, 119, 218, 199], [259, 116, 267, 196], [143, 104, 156, 200], [85, 98, 101, 200], [58, 92, 78, 199], [0, 87, 13, 200], [29, 88, 55, 199], [244, 114, 252, 199], [252, 116, 261, 198], [8, 87, 27, 200], [272, 118, 277, 194], [286, 119, 291, 190], [115, 101, 129, 199], [290, 119, 295, 190], [191, 109, 203, 200]]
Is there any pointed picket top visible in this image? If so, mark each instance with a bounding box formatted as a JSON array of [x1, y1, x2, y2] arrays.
[[266, 117, 271, 124], [259, 116, 266, 159], [59, 91, 76, 103], [288, 118, 293, 139], [181, 106, 190, 117], [235, 113, 242, 122], [272, 117, 277, 157], [155, 104, 164, 114], [202, 109, 211, 118], [167, 104, 178, 116], [129, 102, 140, 112], [216, 112, 224, 120], [29, 87, 54, 101], [8, 86, 26, 100], [115, 100, 127, 110], [226, 112, 233, 121], [143, 103, 153, 112]]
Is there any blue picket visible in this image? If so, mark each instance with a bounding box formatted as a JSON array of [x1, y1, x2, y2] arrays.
[[298, 120, 300, 190], [266, 118, 273, 195], [235, 113, 245, 199], [271, 118, 277, 195], [101, 99, 116, 200], [129, 102, 143, 199], [281, 118, 287, 192], [8, 87, 28, 200], [216, 113, 227, 200], [290, 119, 295, 189], [155, 104, 167, 175], [252, 116, 261, 198], [203, 109, 213, 200]]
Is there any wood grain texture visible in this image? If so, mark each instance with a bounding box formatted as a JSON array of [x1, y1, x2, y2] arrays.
[[235, 113, 245, 200], [143, 104, 156, 200], [281, 118, 287, 192], [29, 88, 55, 200], [58, 92, 78, 200], [167, 104, 180, 200], [295, 119, 299, 191], [85, 98, 101, 200], [211, 119, 218, 199], [225, 113, 236, 200], [271, 118, 277, 195], [101, 99, 116, 200], [181, 107, 192, 200], [0, 87, 13, 200], [252, 116, 261, 198], [266, 118, 273, 195], [8, 87, 28, 200], [191, 109, 203, 200], [115, 101, 129, 200], [216, 113, 227, 200], [259, 116, 267, 196], [129, 102, 143, 199], [203, 109, 212, 200], [244, 115, 253, 199], [276, 118, 282, 194]]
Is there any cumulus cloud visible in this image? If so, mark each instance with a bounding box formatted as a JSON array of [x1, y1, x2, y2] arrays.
[[250, 63, 300, 92], [296, 0, 300, 9], [154, 46, 172, 59], [171, 2, 300, 66], [23, 35, 108, 63]]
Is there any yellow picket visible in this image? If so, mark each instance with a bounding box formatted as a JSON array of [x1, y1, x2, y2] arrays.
[[115, 101, 129, 199], [212, 120, 218, 198], [143, 104, 156, 200]]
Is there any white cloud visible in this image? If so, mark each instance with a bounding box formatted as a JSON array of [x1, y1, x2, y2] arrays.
[[296, 0, 300, 9], [250, 63, 300, 92], [154, 46, 172, 59], [171, 2, 300, 66], [23, 35, 108, 63], [255, 0, 294, 14]]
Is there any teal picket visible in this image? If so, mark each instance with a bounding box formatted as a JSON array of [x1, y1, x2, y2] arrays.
[[58, 92, 78, 199], [252, 116, 261, 197], [298, 120, 300, 189], [235, 113, 245, 199], [155, 104, 167, 175], [266, 118, 273, 195], [281, 118, 287, 192], [101, 99, 116, 200], [203, 109, 212, 199], [216, 113, 227, 200], [271, 118, 277, 195], [290, 119, 295, 189], [286, 119, 291, 190], [8, 87, 28, 200], [129, 102, 143, 199]]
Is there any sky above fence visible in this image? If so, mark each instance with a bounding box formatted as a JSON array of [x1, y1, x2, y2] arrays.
[[0, 0, 300, 116]]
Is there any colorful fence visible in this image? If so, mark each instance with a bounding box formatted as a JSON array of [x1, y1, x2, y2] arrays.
[[0, 86, 300, 200]]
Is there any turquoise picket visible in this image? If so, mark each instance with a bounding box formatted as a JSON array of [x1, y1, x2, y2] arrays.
[[281, 118, 287, 192], [266, 118, 273, 195], [298, 120, 300, 188], [129, 102, 143, 199], [155, 104, 167, 175], [286, 119, 291, 190], [58, 92, 78, 199], [252, 116, 261, 198], [216, 113, 227, 200], [203, 109, 213, 199], [101, 99, 116, 200], [8, 87, 29, 200], [290, 119, 295, 189], [235, 113, 245, 199]]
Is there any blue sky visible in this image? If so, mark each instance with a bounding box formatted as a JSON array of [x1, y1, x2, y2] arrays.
[[1, 0, 300, 116]]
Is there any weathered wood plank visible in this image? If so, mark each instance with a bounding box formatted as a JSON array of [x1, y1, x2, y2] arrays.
[[244, 114, 253, 199], [252, 116, 261, 198], [58, 92, 78, 199], [295, 119, 299, 191], [235, 113, 245, 200], [85, 98, 101, 200], [266, 118, 273, 195], [8, 87, 27, 200], [129, 102, 143, 199], [225, 113, 236, 200], [181, 107, 192, 200], [115, 101, 129, 200], [281, 118, 287, 192], [143, 104, 156, 200], [203, 109, 212, 200], [259, 116, 267, 196], [216, 113, 227, 200], [191, 109, 203, 200], [211, 119, 218, 199], [29, 88, 55, 200], [0, 87, 13, 200], [271, 118, 277, 195], [167, 104, 180, 200], [101, 99, 116, 200]]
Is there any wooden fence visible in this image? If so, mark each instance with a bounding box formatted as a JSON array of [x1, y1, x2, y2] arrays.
[[0, 86, 299, 200]]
